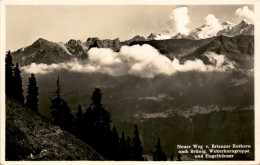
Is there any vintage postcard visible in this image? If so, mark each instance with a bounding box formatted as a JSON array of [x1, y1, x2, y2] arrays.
[[0, 0, 259, 164]]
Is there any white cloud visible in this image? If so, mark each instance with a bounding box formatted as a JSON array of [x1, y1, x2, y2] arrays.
[[167, 7, 190, 35], [21, 45, 235, 78], [205, 14, 222, 30], [235, 6, 254, 23], [200, 14, 223, 37]]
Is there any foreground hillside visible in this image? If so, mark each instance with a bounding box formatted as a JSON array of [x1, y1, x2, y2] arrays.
[[6, 98, 104, 160]]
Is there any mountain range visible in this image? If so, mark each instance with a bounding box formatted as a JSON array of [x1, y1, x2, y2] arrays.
[[12, 19, 254, 68], [175, 19, 254, 40]]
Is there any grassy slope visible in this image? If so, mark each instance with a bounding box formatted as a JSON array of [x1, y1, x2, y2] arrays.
[[6, 97, 104, 160]]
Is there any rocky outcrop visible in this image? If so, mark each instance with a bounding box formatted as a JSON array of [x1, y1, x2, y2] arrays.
[[86, 37, 121, 52], [65, 39, 88, 57], [147, 33, 172, 40], [121, 35, 146, 45]]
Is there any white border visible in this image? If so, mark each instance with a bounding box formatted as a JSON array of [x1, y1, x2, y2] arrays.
[[0, 0, 259, 165]]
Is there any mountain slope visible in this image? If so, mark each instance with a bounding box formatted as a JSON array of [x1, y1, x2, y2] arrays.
[[6, 97, 104, 160], [129, 37, 215, 60], [129, 34, 253, 69], [12, 38, 73, 66], [218, 20, 254, 37], [180, 35, 254, 69]]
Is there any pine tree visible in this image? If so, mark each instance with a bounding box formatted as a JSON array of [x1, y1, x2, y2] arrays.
[[119, 131, 127, 160], [14, 63, 24, 104], [5, 50, 15, 97], [153, 138, 167, 161], [91, 88, 111, 133], [163, 152, 167, 161], [26, 74, 38, 112], [177, 153, 182, 161], [111, 125, 120, 160], [82, 106, 94, 142], [76, 104, 83, 120], [74, 104, 83, 136], [50, 76, 74, 131], [132, 125, 143, 160], [90, 88, 112, 149], [125, 136, 132, 160], [170, 153, 174, 161]]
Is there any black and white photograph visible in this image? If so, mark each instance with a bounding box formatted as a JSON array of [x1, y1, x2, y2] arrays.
[[1, 0, 259, 163]]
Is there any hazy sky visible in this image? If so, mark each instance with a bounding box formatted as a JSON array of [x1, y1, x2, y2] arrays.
[[6, 5, 253, 51]]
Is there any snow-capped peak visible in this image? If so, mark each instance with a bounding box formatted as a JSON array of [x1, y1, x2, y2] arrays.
[[221, 21, 236, 31], [241, 19, 250, 24], [222, 21, 235, 25], [147, 33, 172, 40], [191, 24, 220, 39]]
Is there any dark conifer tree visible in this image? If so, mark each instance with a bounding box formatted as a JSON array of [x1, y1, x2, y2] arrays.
[[82, 107, 94, 142], [5, 50, 15, 97], [26, 74, 38, 112], [163, 152, 167, 161], [119, 131, 127, 160], [14, 63, 24, 104], [153, 138, 167, 161], [74, 104, 83, 136], [50, 77, 74, 131], [170, 153, 174, 161], [177, 153, 182, 161], [76, 104, 83, 120], [91, 88, 111, 134], [90, 88, 112, 154], [132, 125, 143, 160], [125, 136, 132, 160], [111, 125, 120, 160]]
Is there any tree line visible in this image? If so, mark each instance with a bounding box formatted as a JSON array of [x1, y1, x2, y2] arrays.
[[5, 50, 39, 112], [5, 50, 181, 161]]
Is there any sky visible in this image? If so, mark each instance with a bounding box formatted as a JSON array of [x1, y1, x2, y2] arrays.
[[6, 5, 253, 51]]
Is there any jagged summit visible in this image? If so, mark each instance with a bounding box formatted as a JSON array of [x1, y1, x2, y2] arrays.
[[172, 19, 253, 40], [33, 38, 51, 45], [222, 21, 234, 25], [147, 33, 172, 40], [66, 39, 82, 45], [241, 19, 250, 24]]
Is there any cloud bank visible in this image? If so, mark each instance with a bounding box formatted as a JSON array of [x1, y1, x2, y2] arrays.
[[235, 6, 254, 23], [167, 7, 190, 35], [22, 45, 235, 78]]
